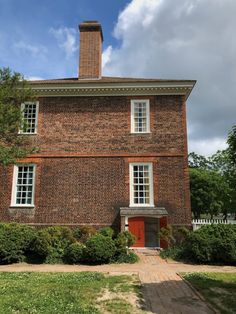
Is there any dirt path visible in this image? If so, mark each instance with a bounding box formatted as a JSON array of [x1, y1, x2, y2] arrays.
[[0, 250, 235, 313]]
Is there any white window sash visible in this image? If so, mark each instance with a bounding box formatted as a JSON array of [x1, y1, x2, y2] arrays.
[[19, 101, 39, 134], [129, 162, 154, 207], [131, 99, 150, 133], [11, 164, 36, 207]]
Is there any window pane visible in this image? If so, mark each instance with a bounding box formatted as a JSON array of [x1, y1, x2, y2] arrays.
[[14, 165, 35, 205], [21, 103, 37, 134], [133, 101, 148, 133], [132, 164, 152, 205]]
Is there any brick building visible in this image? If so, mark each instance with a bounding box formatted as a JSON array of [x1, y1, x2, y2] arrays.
[[0, 21, 195, 248]]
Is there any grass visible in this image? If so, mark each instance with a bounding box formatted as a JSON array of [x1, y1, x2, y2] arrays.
[[0, 272, 142, 314], [183, 272, 236, 314]]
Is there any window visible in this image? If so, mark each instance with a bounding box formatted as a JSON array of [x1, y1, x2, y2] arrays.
[[129, 163, 154, 207], [131, 99, 150, 133], [20, 102, 39, 134], [11, 165, 36, 206]]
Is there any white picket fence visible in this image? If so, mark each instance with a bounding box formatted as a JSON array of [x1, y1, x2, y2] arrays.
[[192, 219, 236, 231]]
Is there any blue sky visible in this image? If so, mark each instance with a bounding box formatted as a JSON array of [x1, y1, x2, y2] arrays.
[[0, 0, 129, 78], [1, 0, 235, 156]]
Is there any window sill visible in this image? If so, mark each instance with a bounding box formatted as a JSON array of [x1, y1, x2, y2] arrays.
[[130, 132, 151, 135], [18, 133, 38, 135], [129, 204, 155, 208], [9, 205, 35, 208]]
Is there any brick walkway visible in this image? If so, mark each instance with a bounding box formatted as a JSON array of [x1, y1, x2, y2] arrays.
[[137, 250, 215, 313], [1, 250, 236, 313]]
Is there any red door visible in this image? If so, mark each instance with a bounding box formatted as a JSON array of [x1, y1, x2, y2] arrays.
[[129, 217, 145, 247]]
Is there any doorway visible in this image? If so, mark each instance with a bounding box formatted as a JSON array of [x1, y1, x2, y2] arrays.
[[128, 217, 159, 247]]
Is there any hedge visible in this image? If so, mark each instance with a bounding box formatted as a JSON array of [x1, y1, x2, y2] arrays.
[[160, 224, 236, 265], [0, 224, 138, 265], [182, 224, 236, 265]]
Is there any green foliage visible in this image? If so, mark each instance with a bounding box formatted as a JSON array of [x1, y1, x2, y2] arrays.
[[182, 224, 236, 265], [85, 233, 116, 264], [30, 226, 76, 264], [158, 226, 190, 257], [188, 152, 212, 170], [115, 251, 139, 264], [0, 223, 139, 265], [115, 231, 136, 254], [173, 226, 190, 245], [0, 223, 36, 264], [44, 226, 76, 263], [99, 226, 114, 238], [64, 242, 85, 264], [0, 67, 36, 165], [159, 225, 175, 246], [79, 225, 97, 243], [73, 227, 82, 240], [228, 125, 236, 165], [159, 246, 183, 260], [190, 168, 230, 219], [189, 130, 236, 218], [227, 125, 236, 212], [29, 229, 52, 259]]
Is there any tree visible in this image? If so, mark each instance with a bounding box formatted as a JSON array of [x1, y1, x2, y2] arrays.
[[227, 125, 236, 216], [188, 152, 212, 170], [190, 168, 230, 219], [228, 125, 236, 165], [189, 124, 236, 219], [0, 67, 35, 166]]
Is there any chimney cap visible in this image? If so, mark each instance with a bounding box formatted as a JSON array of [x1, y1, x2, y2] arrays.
[[79, 20, 103, 42]]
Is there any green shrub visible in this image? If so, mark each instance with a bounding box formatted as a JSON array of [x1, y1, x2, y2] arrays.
[[159, 246, 184, 260], [159, 225, 176, 246], [99, 227, 114, 238], [173, 226, 190, 245], [64, 242, 85, 264], [73, 227, 82, 240], [0, 223, 36, 264], [29, 229, 52, 259], [115, 250, 139, 264], [79, 226, 97, 243], [30, 226, 76, 264], [115, 231, 136, 254], [85, 234, 116, 264], [182, 224, 236, 265]]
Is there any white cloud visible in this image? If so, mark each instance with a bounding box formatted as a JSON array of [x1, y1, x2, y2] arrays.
[[49, 27, 77, 59], [102, 45, 113, 70], [26, 76, 44, 81], [103, 0, 236, 156], [14, 41, 47, 57], [189, 138, 228, 157]]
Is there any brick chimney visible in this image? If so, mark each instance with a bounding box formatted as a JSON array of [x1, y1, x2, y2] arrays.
[[79, 21, 103, 79]]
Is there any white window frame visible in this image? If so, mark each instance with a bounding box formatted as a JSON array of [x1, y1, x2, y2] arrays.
[[19, 101, 39, 134], [129, 162, 154, 207], [131, 99, 150, 133], [11, 164, 36, 207]]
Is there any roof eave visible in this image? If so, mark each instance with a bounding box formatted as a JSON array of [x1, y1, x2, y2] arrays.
[[29, 80, 196, 99]]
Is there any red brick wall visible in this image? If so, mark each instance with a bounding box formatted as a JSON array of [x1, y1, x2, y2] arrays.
[[29, 95, 186, 155], [0, 94, 191, 227], [0, 157, 191, 226]]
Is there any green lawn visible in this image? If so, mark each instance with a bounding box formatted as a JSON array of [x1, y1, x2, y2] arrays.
[[183, 272, 236, 314], [0, 272, 142, 314]]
